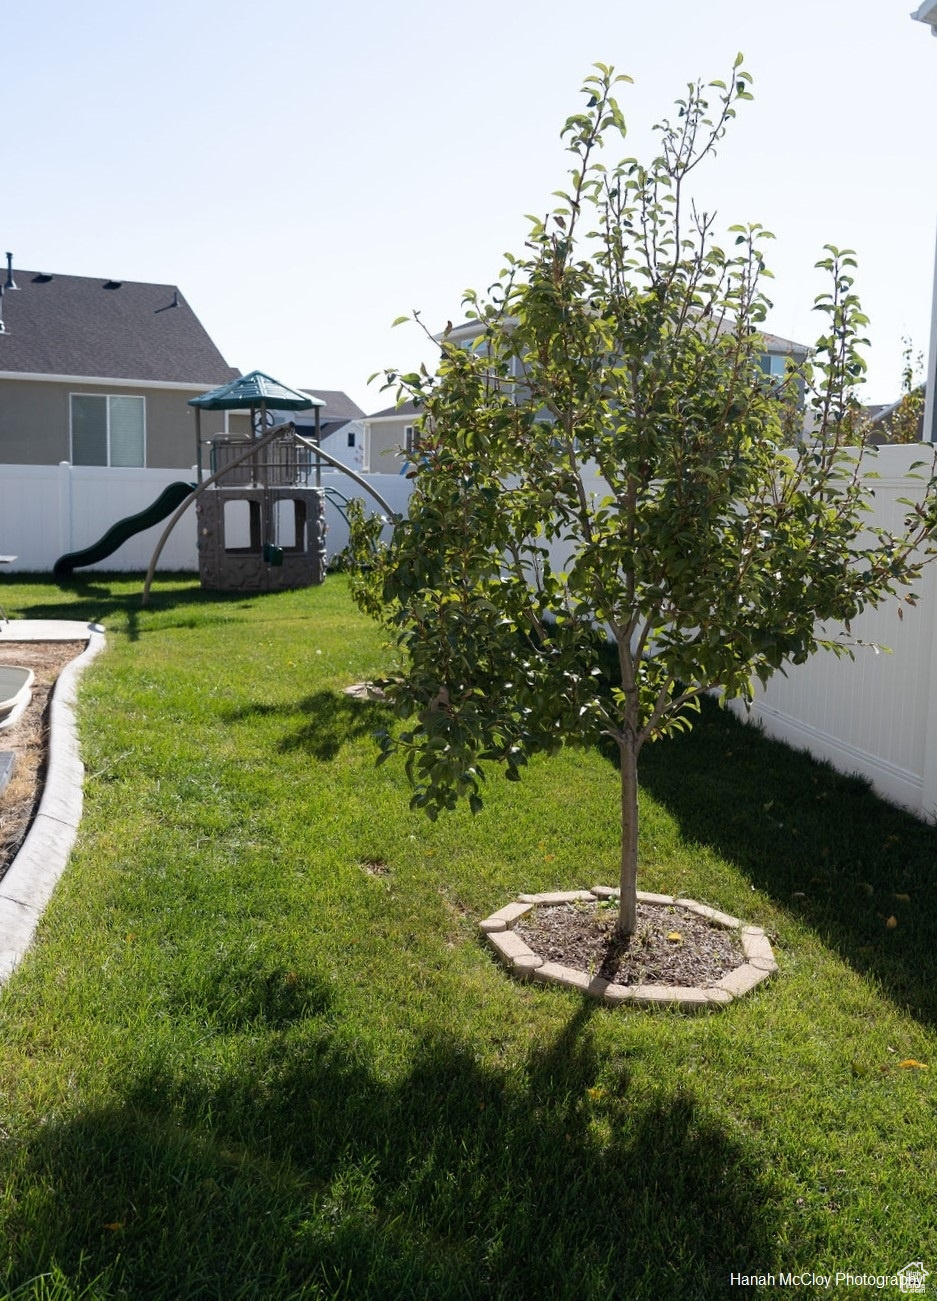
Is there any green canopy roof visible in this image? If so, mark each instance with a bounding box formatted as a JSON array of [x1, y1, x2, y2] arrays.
[[189, 370, 325, 411]]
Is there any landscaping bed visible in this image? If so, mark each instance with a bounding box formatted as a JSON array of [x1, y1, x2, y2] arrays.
[[0, 641, 85, 877], [513, 898, 745, 986]]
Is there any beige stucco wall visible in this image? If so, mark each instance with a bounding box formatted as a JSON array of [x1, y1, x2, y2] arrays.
[[365, 416, 414, 471], [227, 413, 251, 438], [0, 377, 214, 469], [0, 379, 65, 463]]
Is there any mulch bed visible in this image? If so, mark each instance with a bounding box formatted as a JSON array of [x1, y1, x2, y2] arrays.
[[0, 642, 85, 878], [514, 899, 744, 987]]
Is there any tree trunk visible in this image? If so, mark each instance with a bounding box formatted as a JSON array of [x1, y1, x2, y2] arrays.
[[616, 737, 639, 939]]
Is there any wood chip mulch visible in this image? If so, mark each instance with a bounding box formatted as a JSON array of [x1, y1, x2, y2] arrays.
[[513, 899, 744, 987], [0, 642, 86, 879]]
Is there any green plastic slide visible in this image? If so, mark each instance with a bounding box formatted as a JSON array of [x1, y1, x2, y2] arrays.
[[53, 481, 196, 580]]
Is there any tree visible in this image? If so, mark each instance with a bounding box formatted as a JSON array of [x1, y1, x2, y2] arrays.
[[871, 338, 927, 444], [350, 59, 937, 940]]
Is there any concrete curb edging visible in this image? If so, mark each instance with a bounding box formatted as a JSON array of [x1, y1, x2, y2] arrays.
[[479, 888, 778, 1013], [0, 627, 107, 986]]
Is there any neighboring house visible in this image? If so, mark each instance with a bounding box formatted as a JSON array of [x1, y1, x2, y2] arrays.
[[297, 390, 366, 471], [754, 330, 813, 389], [361, 398, 422, 473], [361, 321, 809, 473], [219, 388, 367, 470], [0, 257, 238, 469], [443, 317, 811, 389], [865, 384, 927, 444]]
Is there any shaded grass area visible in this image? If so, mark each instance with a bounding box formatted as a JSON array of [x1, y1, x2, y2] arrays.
[[0, 574, 935, 1298], [7, 1027, 782, 1299], [640, 698, 937, 1026]]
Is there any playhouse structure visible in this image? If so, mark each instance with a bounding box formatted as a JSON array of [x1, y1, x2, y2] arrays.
[[140, 370, 399, 607], [189, 372, 327, 593]]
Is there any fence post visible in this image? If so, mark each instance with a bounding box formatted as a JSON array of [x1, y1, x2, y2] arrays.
[[919, 560, 937, 822], [57, 462, 72, 560]]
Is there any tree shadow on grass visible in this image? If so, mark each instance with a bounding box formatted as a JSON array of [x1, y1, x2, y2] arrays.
[[9, 572, 255, 643], [163, 953, 335, 1034], [1, 1011, 783, 1300], [224, 691, 393, 763], [636, 697, 937, 1025]]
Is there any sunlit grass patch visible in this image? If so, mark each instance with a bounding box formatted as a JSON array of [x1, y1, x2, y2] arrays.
[[0, 574, 934, 1297]]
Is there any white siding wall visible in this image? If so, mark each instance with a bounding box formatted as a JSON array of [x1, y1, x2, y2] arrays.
[[318, 422, 366, 472]]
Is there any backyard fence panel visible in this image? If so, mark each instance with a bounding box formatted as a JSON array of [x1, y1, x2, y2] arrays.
[[321, 471, 414, 557], [0, 465, 64, 568], [65, 466, 200, 572], [0, 464, 414, 575], [731, 445, 937, 820], [0, 464, 200, 572]]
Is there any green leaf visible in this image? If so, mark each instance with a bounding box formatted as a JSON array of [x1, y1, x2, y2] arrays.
[[346, 56, 937, 927]]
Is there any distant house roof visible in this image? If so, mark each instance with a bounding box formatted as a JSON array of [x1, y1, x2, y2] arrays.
[[300, 390, 365, 423], [284, 389, 366, 441], [759, 330, 811, 357], [865, 384, 927, 444], [441, 318, 810, 356], [366, 399, 421, 420], [0, 266, 238, 385]]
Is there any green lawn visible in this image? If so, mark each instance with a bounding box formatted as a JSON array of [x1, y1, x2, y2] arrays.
[[0, 574, 935, 1299]]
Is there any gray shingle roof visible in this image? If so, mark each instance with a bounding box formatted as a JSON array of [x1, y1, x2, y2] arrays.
[[299, 389, 365, 422], [0, 268, 238, 384], [865, 384, 927, 443], [759, 330, 811, 356], [366, 399, 421, 419]]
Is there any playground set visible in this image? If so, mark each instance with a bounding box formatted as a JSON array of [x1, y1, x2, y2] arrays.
[[48, 371, 397, 602], [188, 371, 328, 593]]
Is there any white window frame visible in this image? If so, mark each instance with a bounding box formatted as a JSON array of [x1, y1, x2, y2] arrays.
[[763, 354, 789, 379], [69, 392, 147, 467]]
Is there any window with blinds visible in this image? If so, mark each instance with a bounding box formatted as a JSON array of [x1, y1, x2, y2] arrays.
[[71, 394, 145, 466]]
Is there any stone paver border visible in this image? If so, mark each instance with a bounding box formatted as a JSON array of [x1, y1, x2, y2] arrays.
[[343, 682, 387, 701], [0, 622, 106, 986], [479, 888, 778, 1012]]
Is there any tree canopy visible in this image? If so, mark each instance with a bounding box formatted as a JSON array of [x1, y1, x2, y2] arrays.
[[350, 59, 937, 937]]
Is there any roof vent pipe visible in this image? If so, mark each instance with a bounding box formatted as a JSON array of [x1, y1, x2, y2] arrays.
[[0, 284, 6, 333], [4, 253, 16, 291]]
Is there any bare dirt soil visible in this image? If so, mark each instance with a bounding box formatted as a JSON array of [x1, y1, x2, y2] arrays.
[[0, 643, 85, 877], [514, 899, 745, 987]]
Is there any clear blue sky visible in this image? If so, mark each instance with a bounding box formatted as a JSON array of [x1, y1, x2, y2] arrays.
[[5, 0, 935, 411]]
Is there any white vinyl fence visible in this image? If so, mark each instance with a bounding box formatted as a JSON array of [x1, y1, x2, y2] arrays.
[[0, 463, 412, 574], [728, 445, 937, 822], [542, 450, 937, 822], [4, 449, 937, 819], [320, 471, 414, 559]]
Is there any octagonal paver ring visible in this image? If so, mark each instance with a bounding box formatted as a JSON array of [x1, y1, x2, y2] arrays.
[[479, 888, 778, 1012]]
